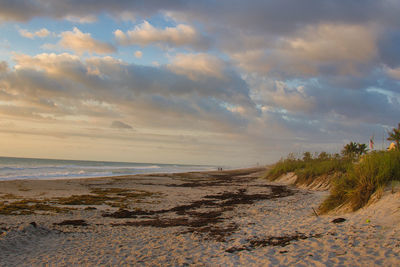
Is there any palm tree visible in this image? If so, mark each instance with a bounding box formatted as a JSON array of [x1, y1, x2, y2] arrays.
[[357, 143, 368, 155], [342, 142, 368, 159], [387, 123, 400, 150], [302, 151, 312, 161], [342, 142, 358, 158], [318, 151, 330, 160]]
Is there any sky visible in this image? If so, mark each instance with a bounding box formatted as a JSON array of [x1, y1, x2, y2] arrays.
[[0, 0, 399, 166]]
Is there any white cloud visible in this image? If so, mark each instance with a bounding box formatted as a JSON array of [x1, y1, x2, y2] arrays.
[[115, 21, 209, 49], [56, 27, 116, 55], [13, 52, 81, 75], [19, 28, 50, 39], [134, 50, 142, 58]]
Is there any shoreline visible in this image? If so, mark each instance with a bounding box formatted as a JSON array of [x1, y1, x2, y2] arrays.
[[0, 165, 264, 185], [0, 156, 222, 182], [1, 167, 399, 266]]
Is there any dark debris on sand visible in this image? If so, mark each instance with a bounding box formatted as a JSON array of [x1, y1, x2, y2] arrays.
[[332, 218, 346, 223], [54, 219, 89, 226], [105, 168, 297, 242], [185, 223, 239, 242], [225, 233, 323, 253], [104, 186, 294, 218]]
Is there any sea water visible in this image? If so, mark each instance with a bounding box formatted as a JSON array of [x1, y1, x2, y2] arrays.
[[0, 156, 214, 181]]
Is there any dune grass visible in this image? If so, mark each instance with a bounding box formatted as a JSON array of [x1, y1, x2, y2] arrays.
[[320, 150, 400, 212], [295, 158, 351, 186], [265, 153, 351, 185], [265, 156, 306, 181], [265, 150, 400, 213]]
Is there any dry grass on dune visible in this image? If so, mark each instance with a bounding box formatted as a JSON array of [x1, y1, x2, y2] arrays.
[[265, 150, 400, 213]]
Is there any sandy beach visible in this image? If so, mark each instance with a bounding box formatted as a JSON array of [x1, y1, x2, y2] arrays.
[[0, 167, 399, 266]]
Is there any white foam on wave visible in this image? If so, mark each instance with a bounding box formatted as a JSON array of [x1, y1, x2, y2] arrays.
[[0, 157, 214, 181]]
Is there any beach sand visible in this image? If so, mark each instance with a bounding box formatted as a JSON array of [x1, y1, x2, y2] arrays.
[[0, 167, 399, 266]]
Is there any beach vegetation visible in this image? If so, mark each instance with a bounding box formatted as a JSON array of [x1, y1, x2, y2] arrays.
[[341, 142, 368, 159], [320, 150, 400, 212], [265, 128, 400, 213], [265, 151, 351, 185], [387, 123, 400, 150], [264, 153, 306, 181]]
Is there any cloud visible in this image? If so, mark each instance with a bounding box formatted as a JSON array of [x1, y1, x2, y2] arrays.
[[13, 52, 83, 76], [378, 30, 400, 68], [0, 61, 8, 73], [0, 0, 42, 22], [311, 85, 400, 125], [231, 23, 378, 77], [167, 1, 400, 37], [134, 50, 142, 58], [385, 66, 400, 80], [49, 27, 116, 55], [167, 53, 225, 80], [19, 28, 50, 39], [294, 24, 377, 62], [260, 76, 399, 127], [117, 11, 136, 22], [0, 0, 182, 23], [2, 1, 400, 164], [268, 81, 315, 113], [4, 52, 397, 161], [65, 15, 97, 23], [230, 50, 272, 76], [110, 120, 132, 129], [2, 1, 399, 32], [1, 53, 255, 133], [282, 24, 377, 74], [115, 21, 209, 49], [0, 1, 182, 23]]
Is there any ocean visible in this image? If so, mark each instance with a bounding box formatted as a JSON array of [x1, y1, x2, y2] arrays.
[[0, 156, 215, 181]]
